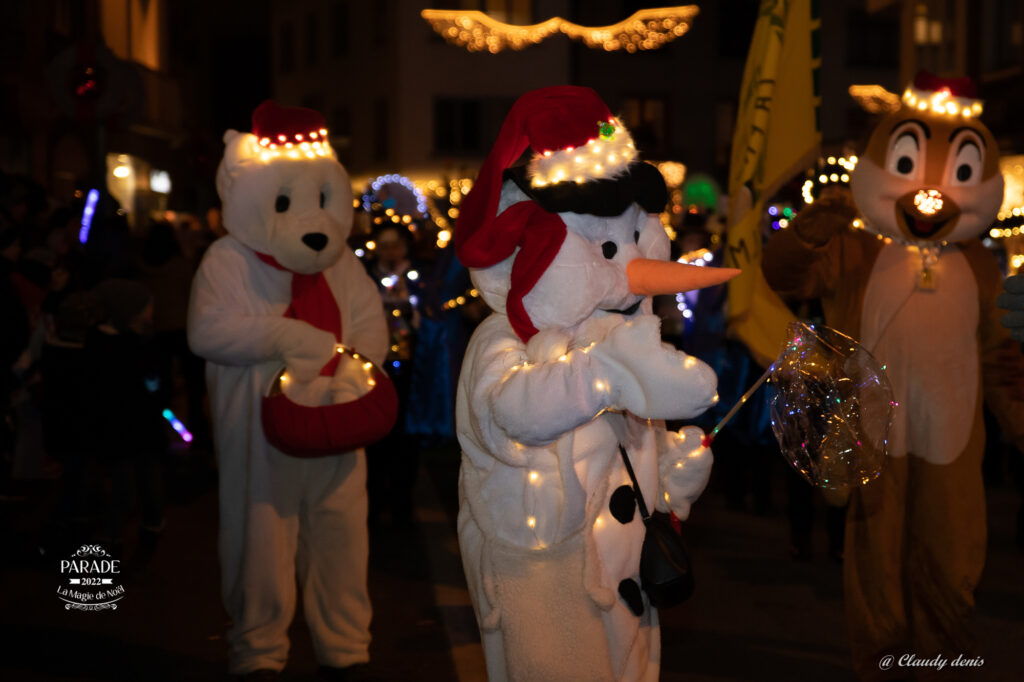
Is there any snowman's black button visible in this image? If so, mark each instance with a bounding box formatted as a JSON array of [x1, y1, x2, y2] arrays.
[[618, 578, 644, 616], [610, 484, 636, 524]]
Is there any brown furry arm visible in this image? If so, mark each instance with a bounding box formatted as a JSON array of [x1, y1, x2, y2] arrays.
[[762, 198, 855, 300], [963, 240, 1024, 452]]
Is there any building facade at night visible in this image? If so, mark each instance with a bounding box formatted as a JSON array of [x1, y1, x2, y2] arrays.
[[270, 1, 904, 187], [871, 0, 1024, 153], [0, 0, 184, 222]]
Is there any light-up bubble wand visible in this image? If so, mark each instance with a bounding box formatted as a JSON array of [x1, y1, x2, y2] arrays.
[[702, 321, 896, 490]]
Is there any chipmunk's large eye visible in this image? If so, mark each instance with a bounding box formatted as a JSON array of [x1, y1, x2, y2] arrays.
[[948, 137, 983, 187], [888, 132, 921, 179]]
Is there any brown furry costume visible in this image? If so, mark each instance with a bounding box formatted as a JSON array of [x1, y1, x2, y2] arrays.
[[763, 73, 1024, 680]]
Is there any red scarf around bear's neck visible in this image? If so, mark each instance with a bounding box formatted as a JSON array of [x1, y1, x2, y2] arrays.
[[255, 251, 342, 377]]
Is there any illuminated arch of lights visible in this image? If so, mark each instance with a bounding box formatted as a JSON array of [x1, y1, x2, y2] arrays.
[[421, 6, 698, 53]]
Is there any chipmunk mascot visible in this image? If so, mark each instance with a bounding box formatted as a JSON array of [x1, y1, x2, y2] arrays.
[[763, 72, 1024, 680]]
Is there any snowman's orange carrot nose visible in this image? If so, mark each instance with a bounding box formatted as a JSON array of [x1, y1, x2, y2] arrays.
[[626, 258, 741, 296]]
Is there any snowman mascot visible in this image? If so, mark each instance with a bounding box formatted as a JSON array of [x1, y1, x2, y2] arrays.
[[188, 101, 395, 679], [454, 86, 738, 682]]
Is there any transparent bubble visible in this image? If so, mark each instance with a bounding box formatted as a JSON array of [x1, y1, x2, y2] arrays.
[[768, 322, 895, 490]]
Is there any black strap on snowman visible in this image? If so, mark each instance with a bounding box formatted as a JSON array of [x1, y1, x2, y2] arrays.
[[617, 444, 695, 608]]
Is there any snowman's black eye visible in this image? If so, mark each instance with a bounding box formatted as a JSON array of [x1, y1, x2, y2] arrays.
[[602, 241, 617, 259], [275, 195, 290, 213], [634, 230, 640, 244]]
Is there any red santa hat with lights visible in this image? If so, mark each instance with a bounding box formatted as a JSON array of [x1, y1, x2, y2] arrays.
[[900, 70, 984, 118], [251, 100, 332, 152], [456, 86, 665, 341]]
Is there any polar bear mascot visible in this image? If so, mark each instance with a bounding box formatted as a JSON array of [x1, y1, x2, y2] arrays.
[[188, 100, 395, 680]]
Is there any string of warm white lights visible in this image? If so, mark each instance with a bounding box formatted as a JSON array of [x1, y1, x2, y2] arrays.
[[355, 176, 473, 258], [442, 287, 481, 311], [989, 207, 1024, 239], [901, 86, 982, 119], [529, 118, 636, 187], [801, 156, 858, 205], [256, 127, 333, 162], [849, 83, 984, 120], [420, 6, 698, 53]]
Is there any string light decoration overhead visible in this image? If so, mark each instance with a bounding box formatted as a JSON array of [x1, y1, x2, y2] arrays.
[[420, 6, 699, 53]]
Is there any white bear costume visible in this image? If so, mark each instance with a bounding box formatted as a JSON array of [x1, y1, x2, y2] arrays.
[[187, 102, 388, 675], [454, 87, 738, 681]]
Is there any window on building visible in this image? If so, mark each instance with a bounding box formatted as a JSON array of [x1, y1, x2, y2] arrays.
[[100, 0, 163, 71], [301, 93, 324, 115], [620, 96, 669, 157], [981, 0, 1024, 73], [332, 106, 352, 138], [332, 1, 349, 58], [846, 8, 898, 68], [373, 98, 390, 161], [912, 1, 957, 73], [305, 12, 318, 66], [372, 0, 390, 47], [433, 98, 514, 156], [279, 22, 294, 74]]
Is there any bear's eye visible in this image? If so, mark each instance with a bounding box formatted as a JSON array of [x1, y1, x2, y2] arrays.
[[602, 241, 617, 259], [633, 230, 640, 244], [275, 195, 290, 213], [319, 191, 326, 208]]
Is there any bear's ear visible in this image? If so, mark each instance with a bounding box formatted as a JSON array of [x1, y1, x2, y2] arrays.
[[216, 130, 258, 202]]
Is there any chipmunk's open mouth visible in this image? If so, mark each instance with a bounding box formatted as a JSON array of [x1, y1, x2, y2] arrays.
[[900, 207, 949, 238]]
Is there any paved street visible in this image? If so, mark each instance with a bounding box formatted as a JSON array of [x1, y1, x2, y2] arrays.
[[1, 443, 1022, 681]]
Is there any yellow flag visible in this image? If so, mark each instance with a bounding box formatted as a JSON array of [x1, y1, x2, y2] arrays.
[[725, 0, 821, 367]]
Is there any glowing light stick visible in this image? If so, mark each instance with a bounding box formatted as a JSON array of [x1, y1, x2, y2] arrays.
[[79, 189, 100, 244], [162, 409, 193, 443]]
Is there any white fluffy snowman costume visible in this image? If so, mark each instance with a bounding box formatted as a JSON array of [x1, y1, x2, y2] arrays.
[[187, 102, 392, 675], [455, 87, 738, 681]]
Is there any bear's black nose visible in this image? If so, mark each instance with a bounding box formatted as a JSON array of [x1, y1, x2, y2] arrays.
[[302, 232, 328, 252]]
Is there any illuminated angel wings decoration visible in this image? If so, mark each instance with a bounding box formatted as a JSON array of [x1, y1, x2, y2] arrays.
[[421, 6, 699, 53]]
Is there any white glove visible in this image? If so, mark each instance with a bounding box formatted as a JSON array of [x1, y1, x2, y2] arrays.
[[656, 425, 713, 520], [589, 315, 718, 420], [330, 352, 374, 403], [281, 323, 338, 383]]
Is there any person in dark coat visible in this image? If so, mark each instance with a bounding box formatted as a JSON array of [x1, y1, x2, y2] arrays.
[[87, 279, 165, 558]]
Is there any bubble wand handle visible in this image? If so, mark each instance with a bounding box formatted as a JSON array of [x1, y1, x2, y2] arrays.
[[700, 364, 773, 448]]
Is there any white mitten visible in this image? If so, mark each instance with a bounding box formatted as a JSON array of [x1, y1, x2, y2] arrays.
[[656, 425, 713, 520], [281, 323, 338, 382], [330, 352, 374, 403], [589, 315, 718, 420]]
